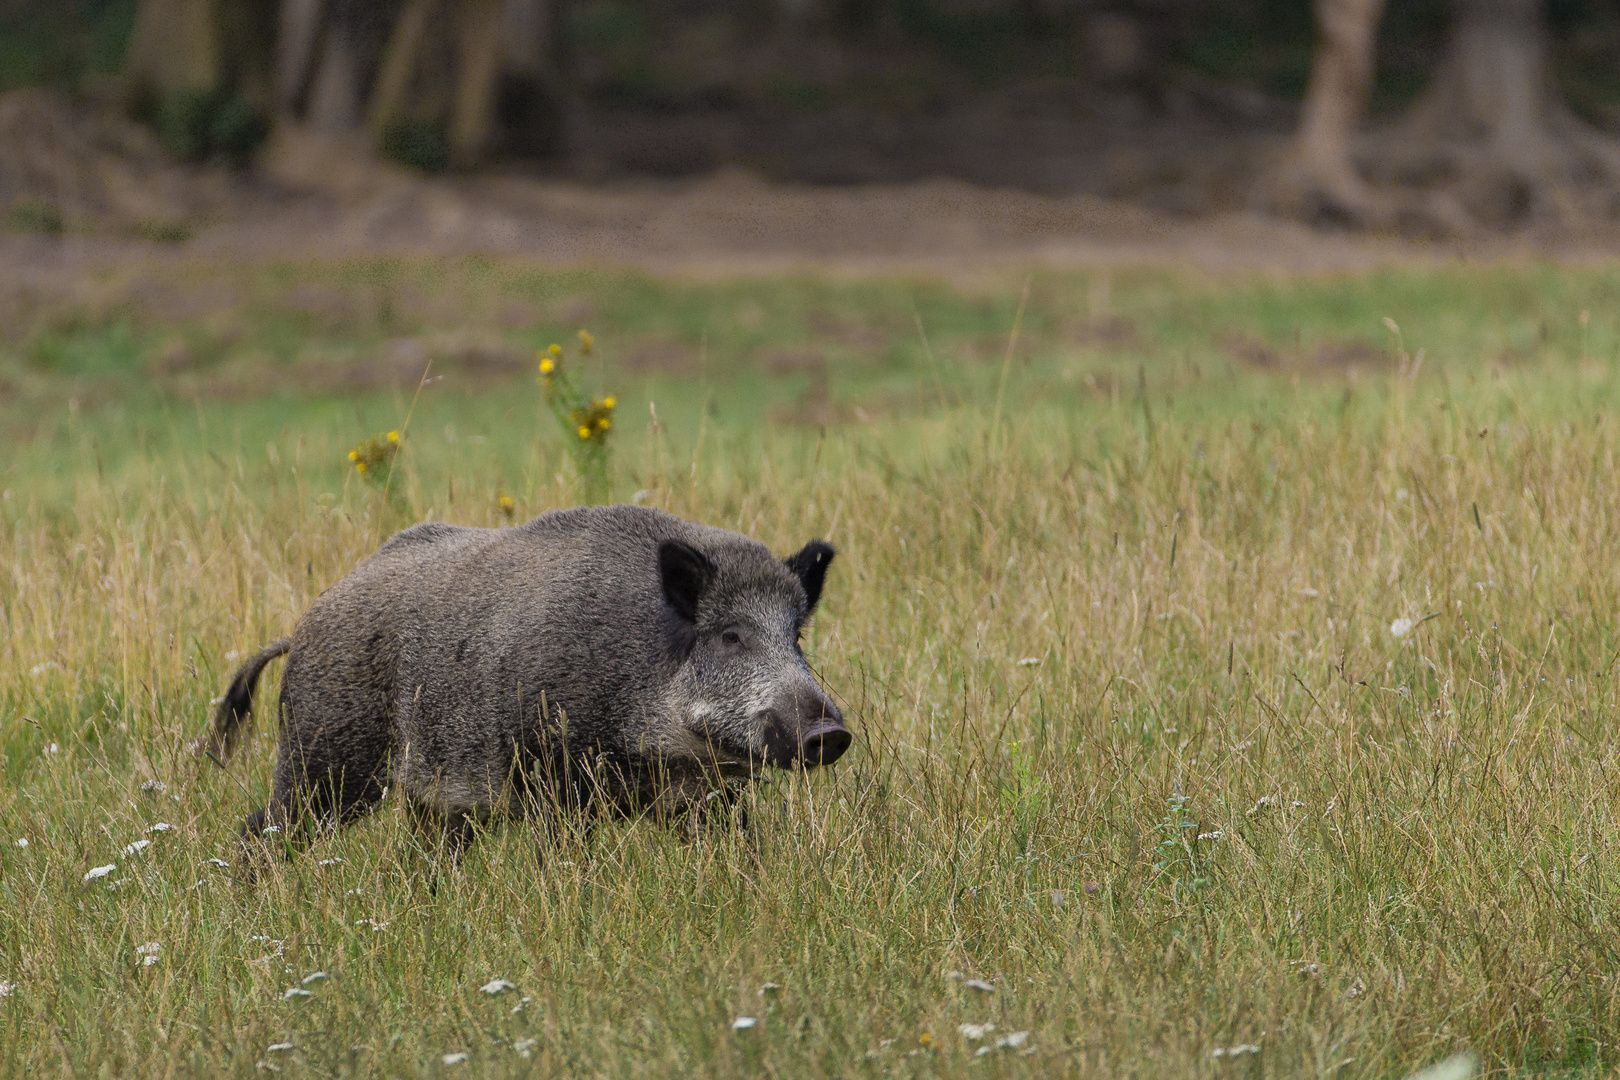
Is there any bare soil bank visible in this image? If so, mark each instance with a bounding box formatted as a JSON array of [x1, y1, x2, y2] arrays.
[[6, 87, 1620, 285]]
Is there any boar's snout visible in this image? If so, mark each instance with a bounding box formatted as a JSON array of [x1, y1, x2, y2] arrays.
[[760, 692, 850, 769], [792, 692, 849, 768], [800, 717, 851, 767]]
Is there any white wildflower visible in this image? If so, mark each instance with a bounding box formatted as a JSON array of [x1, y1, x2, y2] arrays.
[[0, 982, 17, 998], [1211, 1044, 1261, 1059], [136, 942, 160, 956], [1390, 618, 1414, 638], [480, 979, 515, 995], [441, 1052, 468, 1065], [13, 838, 27, 848], [995, 1031, 1031, 1050], [140, 780, 167, 793], [1016, 657, 1041, 667], [964, 979, 995, 993], [201, 858, 229, 869], [123, 839, 150, 856], [266, 1043, 293, 1053], [1403, 1053, 1477, 1080], [513, 1037, 537, 1058], [732, 1016, 758, 1031], [262, 826, 281, 835], [1198, 830, 1223, 841], [281, 987, 313, 1000], [145, 823, 173, 834], [84, 863, 116, 882], [957, 1023, 995, 1041], [317, 858, 343, 867], [46, 743, 59, 755], [301, 972, 327, 985]]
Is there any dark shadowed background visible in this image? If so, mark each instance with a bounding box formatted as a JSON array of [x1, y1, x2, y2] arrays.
[[5, 0, 1620, 245]]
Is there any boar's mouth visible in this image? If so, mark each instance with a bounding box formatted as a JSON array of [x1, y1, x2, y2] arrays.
[[683, 722, 850, 773]]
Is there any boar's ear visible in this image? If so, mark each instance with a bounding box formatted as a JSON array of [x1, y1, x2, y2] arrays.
[[659, 539, 715, 623], [784, 540, 835, 613]]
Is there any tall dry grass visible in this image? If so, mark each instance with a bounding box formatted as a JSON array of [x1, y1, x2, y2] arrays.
[[2, 340, 1619, 1078]]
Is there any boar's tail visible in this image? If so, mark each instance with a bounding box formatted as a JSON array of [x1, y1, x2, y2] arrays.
[[208, 640, 291, 762]]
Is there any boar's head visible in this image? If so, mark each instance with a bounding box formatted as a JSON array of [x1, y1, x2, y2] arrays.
[[657, 536, 849, 772]]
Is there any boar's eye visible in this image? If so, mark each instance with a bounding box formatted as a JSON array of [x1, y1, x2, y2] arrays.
[[721, 629, 743, 648]]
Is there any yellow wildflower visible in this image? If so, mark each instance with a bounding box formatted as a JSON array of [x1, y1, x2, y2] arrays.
[[539, 358, 555, 375], [497, 494, 516, 519], [387, 430, 399, 444], [603, 395, 616, 410], [356, 462, 368, 474], [918, 1033, 933, 1047], [348, 450, 359, 461], [577, 425, 591, 440], [597, 418, 611, 431], [578, 329, 594, 354], [548, 343, 562, 359]]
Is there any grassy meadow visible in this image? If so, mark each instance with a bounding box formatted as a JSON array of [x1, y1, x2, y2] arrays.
[[6, 258, 1620, 1077]]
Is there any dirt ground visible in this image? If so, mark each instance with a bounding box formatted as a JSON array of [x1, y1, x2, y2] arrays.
[[5, 85, 1620, 293]]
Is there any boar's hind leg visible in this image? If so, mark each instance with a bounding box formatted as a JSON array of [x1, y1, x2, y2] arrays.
[[247, 676, 394, 846]]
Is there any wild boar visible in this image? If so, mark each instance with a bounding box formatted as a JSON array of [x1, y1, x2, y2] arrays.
[[210, 505, 848, 851]]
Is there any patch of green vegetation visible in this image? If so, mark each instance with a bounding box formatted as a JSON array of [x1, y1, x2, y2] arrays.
[[5, 198, 64, 235], [131, 218, 192, 244], [379, 120, 451, 173], [128, 87, 270, 168]]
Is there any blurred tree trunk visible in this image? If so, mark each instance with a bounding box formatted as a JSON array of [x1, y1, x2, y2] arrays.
[[356, 0, 562, 163], [1266, 0, 1387, 225], [448, 0, 504, 165], [274, 0, 325, 114], [1367, 0, 1620, 226], [126, 0, 221, 96], [126, 0, 276, 104], [367, 0, 435, 135], [1274, 0, 1620, 232]]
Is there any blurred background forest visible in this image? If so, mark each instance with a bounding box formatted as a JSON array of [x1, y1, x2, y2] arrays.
[[4, 0, 1620, 247]]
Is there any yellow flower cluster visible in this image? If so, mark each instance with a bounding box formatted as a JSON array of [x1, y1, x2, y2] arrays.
[[497, 493, 516, 520], [346, 430, 400, 478], [570, 396, 616, 442], [536, 328, 616, 501]]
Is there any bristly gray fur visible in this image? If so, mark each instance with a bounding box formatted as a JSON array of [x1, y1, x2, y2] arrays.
[[213, 505, 847, 851]]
